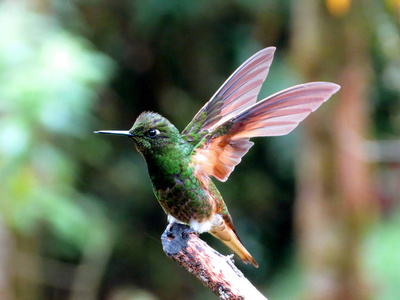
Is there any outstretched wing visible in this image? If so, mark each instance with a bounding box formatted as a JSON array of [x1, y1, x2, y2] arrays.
[[182, 47, 276, 140], [191, 82, 340, 182]]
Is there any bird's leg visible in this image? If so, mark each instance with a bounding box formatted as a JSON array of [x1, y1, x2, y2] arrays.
[[166, 222, 176, 238]]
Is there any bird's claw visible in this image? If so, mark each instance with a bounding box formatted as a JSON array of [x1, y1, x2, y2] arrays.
[[181, 226, 195, 239]]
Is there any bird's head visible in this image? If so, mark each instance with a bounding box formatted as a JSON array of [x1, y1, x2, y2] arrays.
[[95, 111, 181, 157]]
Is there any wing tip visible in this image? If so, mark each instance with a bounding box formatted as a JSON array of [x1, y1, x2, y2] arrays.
[[316, 81, 341, 104], [299, 82, 340, 107], [263, 46, 277, 53], [259, 46, 276, 59], [308, 81, 341, 94], [250, 46, 276, 61], [326, 82, 341, 92]]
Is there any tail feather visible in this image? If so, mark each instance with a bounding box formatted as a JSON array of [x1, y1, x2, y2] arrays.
[[209, 218, 258, 268]]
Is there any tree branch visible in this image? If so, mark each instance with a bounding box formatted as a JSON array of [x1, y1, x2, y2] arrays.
[[161, 223, 267, 300]]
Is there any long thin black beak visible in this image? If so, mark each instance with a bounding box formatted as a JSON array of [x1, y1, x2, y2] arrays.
[[94, 130, 134, 137]]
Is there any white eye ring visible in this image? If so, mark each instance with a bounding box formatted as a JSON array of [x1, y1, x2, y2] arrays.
[[147, 128, 160, 138]]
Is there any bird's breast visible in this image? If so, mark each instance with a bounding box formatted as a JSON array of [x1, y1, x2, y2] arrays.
[[151, 165, 217, 224]]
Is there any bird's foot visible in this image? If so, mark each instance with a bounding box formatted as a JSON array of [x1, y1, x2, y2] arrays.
[[181, 226, 196, 240], [166, 222, 196, 239]]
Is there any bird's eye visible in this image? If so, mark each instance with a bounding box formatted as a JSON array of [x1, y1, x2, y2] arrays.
[[146, 128, 160, 138]]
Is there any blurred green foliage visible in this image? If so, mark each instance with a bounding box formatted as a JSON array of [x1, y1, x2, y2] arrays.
[[364, 211, 400, 300], [0, 0, 399, 300], [0, 1, 114, 256]]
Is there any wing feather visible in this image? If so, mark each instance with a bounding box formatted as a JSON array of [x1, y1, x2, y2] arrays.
[[192, 82, 340, 182], [233, 82, 340, 138], [182, 47, 276, 137]]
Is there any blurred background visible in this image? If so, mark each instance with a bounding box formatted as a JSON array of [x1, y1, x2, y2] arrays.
[[0, 0, 399, 299]]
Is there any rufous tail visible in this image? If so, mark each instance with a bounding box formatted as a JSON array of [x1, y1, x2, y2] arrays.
[[209, 219, 258, 268]]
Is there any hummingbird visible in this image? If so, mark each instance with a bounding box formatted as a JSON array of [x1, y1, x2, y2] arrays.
[[95, 47, 340, 267]]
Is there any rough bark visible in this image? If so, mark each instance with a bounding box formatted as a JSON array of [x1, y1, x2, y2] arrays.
[[161, 223, 267, 300]]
